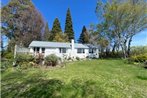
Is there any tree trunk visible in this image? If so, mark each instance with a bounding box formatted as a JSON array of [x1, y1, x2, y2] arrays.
[[112, 42, 116, 53], [106, 47, 110, 56], [121, 40, 127, 59], [127, 36, 133, 57]]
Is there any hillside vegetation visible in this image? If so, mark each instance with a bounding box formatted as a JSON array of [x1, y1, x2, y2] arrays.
[[1, 59, 147, 98]]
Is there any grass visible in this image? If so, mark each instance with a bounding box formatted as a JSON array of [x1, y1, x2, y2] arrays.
[[1, 59, 147, 98]]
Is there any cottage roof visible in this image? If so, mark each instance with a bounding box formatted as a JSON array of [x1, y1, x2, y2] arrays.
[[29, 41, 98, 49]]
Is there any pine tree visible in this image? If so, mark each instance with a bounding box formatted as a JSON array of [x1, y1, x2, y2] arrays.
[[78, 26, 89, 44], [43, 23, 50, 41], [51, 18, 62, 41], [64, 8, 74, 41]]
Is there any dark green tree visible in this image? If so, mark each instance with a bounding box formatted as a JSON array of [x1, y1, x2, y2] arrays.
[[78, 26, 89, 44], [51, 18, 62, 40], [1, 0, 44, 50], [43, 23, 50, 41], [64, 8, 74, 41]]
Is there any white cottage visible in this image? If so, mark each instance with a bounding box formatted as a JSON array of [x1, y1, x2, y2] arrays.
[[29, 40, 99, 59]]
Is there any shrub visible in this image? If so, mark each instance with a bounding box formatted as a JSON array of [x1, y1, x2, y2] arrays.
[[144, 61, 147, 69], [99, 52, 122, 58], [130, 46, 147, 56], [45, 54, 59, 66], [15, 54, 34, 66], [76, 57, 80, 60], [3, 52, 13, 59], [129, 53, 147, 63], [1, 59, 13, 72], [67, 57, 72, 60], [35, 53, 44, 65]]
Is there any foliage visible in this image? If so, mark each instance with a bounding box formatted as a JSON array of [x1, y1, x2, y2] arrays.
[[1, 0, 44, 49], [128, 53, 147, 63], [64, 8, 74, 41], [44, 54, 60, 66], [2, 51, 13, 59], [1, 59, 13, 72], [130, 46, 147, 56], [51, 18, 62, 41], [78, 26, 90, 44], [99, 52, 122, 58], [95, 0, 147, 58], [43, 23, 50, 41], [76, 57, 80, 60], [15, 54, 34, 65], [1, 59, 147, 98], [53, 32, 68, 42], [34, 53, 44, 65]]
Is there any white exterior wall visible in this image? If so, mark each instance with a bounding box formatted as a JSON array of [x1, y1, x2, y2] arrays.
[[74, 48, 89, 59], [30, 47, 99, 59], [30, 48, 33, 53], [45, 48, 59, 57]]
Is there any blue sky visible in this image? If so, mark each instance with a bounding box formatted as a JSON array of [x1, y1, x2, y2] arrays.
[[1, 0, 147, 46]]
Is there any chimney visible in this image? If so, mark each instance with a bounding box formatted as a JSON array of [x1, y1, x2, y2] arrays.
[[71, 39, 74, 50]]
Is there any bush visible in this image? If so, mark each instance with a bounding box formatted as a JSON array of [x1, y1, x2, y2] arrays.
[[15, 54, 34, 66], [99, 52, 122, 58], [45, 54, 59, 66], [129, 53, 147, 63], [35, 53, 44, 65], [130, 46, 147, 56], [2, 52, 13, 59], [76, 57, 80, 60], [1, 59, 13, 72]]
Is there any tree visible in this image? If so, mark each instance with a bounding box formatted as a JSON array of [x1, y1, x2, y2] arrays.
[[53, 33, 68, 42], [78, 26, 89, 44], [64, 8, 74, 41], [43, 23, 50, 41], [1, 0, 44, 50], [95, 0, 147, 58], [51, 18, 62, 41]]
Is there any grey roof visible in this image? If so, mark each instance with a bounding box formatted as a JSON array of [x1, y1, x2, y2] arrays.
[[86, 44, 99, 48], [16, 46, 29, 53], [29, 41, 98, 49]]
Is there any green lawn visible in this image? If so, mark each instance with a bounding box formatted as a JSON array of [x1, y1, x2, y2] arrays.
[[1, 59, 147, 98]]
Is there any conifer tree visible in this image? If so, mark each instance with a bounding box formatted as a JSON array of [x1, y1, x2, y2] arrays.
[[51, 18, 62, 40], [78, 26, 89, 44], [64, 8, 74, 41]]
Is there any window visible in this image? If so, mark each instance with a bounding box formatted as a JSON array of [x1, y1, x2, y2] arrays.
[[42, 48, 45, 53], [33, 47, 35, 52], [33, 47, 40, 53], [59, 48, 66, 53], [89, 48, 96, 53], [89, 49, 93, 53], [77, 48, 85, 53], [36, 47, 39, 53]]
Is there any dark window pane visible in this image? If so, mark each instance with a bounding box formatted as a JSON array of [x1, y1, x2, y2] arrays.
[[59, 48, 66, 53], [37, 47, 39, 52], [42, 48, 45, 53], [77, 48, 84, 53]]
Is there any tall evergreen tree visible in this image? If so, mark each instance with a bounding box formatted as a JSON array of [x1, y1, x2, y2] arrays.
[[78, 26, 89, 44], [64, 8, 74, 41], [43, 23, 50, 41], [51, 18, 62, 41]]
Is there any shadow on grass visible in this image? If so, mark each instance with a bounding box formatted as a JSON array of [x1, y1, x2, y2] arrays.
[[137, 76, 147, 80], [1, 71, 108, 98]]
